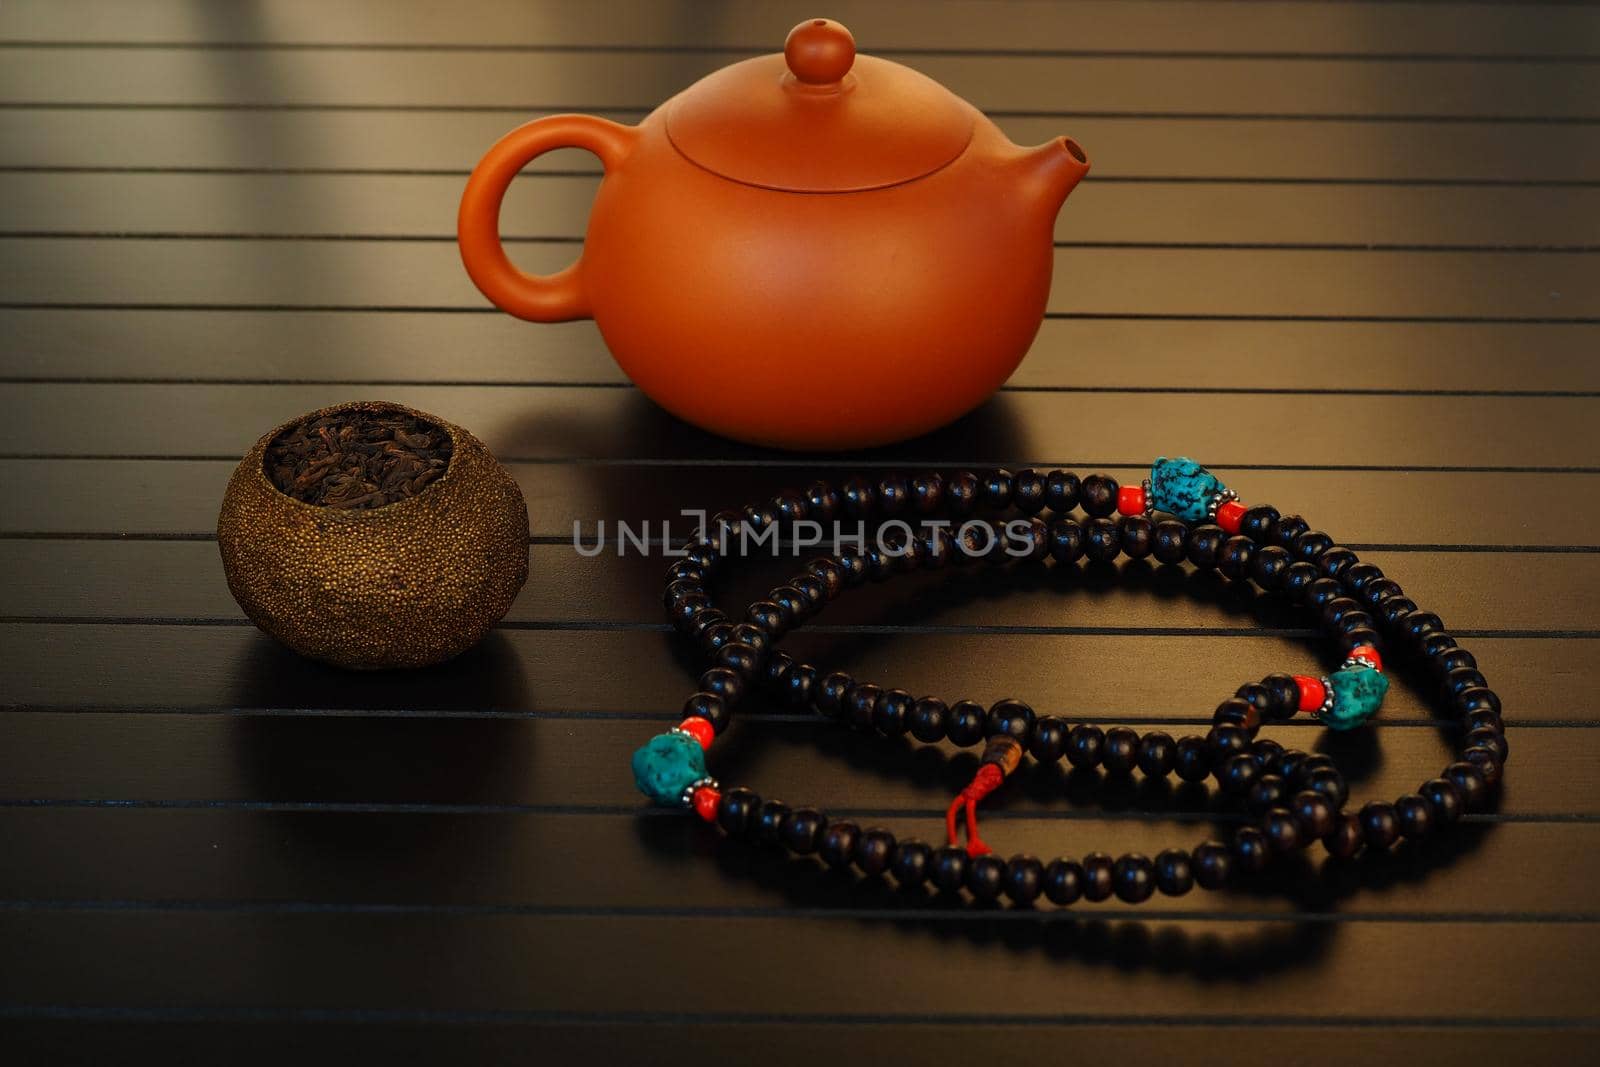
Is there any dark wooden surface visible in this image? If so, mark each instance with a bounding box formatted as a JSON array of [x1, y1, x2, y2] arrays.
[[2, 0, 1597, 1061]]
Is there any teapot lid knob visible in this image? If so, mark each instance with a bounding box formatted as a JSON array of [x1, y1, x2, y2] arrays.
[[784, 18, 855, 86]]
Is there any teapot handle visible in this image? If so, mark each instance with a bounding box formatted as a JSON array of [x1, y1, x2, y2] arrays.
[[457, 115, 636, 322]]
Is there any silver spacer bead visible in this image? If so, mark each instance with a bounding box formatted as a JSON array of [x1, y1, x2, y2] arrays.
[[1139, 478, 1154, 515], [1341, 655, 1380, 672], [1310, 676, 1336, 721], [679, 775, 719, 808], [1204, 488, 1239, 520]]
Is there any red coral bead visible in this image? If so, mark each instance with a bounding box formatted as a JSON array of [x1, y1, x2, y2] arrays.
[[1117, 484, 1146, 516], [1216, 500, 1248, 534], [1293, 675, 1326, 714], [676, 716, 715, 750], [1349, 645, 1383, 671], [691, 785, 721, 822]]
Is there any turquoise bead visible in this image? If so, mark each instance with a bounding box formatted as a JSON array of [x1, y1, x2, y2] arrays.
[[631, 731, 707, 806], [1322, 666, 1389, 731], [1148, 456, 1228, 523]]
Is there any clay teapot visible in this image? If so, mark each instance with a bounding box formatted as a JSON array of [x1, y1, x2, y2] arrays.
[[458, 18, 1088, 450]]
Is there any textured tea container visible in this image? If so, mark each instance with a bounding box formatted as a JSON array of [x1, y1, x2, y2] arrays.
[[217, 400, 529, 669]]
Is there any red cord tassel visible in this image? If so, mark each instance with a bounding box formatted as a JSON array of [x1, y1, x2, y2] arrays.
[[945, 736, 1023, 857]]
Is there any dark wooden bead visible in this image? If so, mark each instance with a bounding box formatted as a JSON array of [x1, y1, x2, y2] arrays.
[[1101, 726, 1139, 774], [699, 621, 737, 654], [966, 853, 1006, 900], [669, 592, 712, 630], [1292, 790, 1336, 838], [1398, 609, 1445, 649], [1207, 724, 1251, 759], [1246, 773, 1290, 816], [764, 650, 795, 688], [908, 473, 944, 515], [855, 828, 896, 876], [1012, 469, 1047, 514], [1360, 801, 1400, 850], [944, 472, 980, 517], [1445, 760, 1491, 808], [930, 846, 969, 892], [1376, 596, 1420, 629], [1304, 578, 1344, 611], [1112, 853, 1156, 903], [1280, 561, 1320, 600], [784, 663, 818, 709], [909, 697, 949, 743], [814, 671, 854, 718], [1192, 841, 1232, 888], [1049, 518, 1085, 564], [682, 692, 729, 734], [1291, 753, 1336, 787], [1173, 735, 1212, 782], [819, 821, 859, 868], [715, 642, 762, 679], [1465, 726, 1509, 763], [1044, 470, 1081, 513], [773, 490, 809, 527], [1084, 516, 1121, 561], [1239, 504, 1280, 543], [947, 700, 987, 747], [804, 482, 841, 522], [1219, 752, 1262, 795], [1136, 731, 1176, 777], [1359, 577, 1404, 608], [1317, 547, 1359, 581], [981, 469, 1015, 510], [1250, 544, 1292, 589], [891, 840, 932, 887], [1081, 852, 1115, 901], [1217, 535, 1256, 580], [1066, 724, 1106, 769], [716, 787, 761, 837], [841, 477, 876, 518], [1455, 687, 1501, 717], [1337, 627, 1385, 658], [1119, 514, 1155, 559], [1304, 767, 1350, 809], [1441, 667, 1489, 703], [1463, 707, 1503, 735], [873, 688, 913, 736], [1030, 716, 1068, 763], [1272, 514, 1311, 548], [1186, 524, 1226, 569], [1152, 519, 1188, 564], [1080, 473, 1119, 517], [1272, 748, 1310, 782], [1251, 738, 1285, 765], [1431, 647, 1479, 680], [1462, 748, 1503, 787], [755, 801, 791, 847], [1342, 561, 1384, 593], [875, 474, 911, 517], [1261, 673, 1301, 717], [1154, 848, 1194, 896], [835, 552, 870, 586], [987, 698, 1036, 741], [781, 808, 827, 854], [1232, 826, 1270, 873], [746, 599, 787, 636], [1235, 682, 1273, 714], [1421, 778, 1463, 825], [699, 667, 744, 705], [1395, 793, 1433, 840], [845, 683, 883, 732], [1043, 858, 1085, 905], [1320, 596, 1363, 630], [1290, 530, 1335, 561], [1214, 698, 1261, 735], [1323, 813, 1364, 859], [1004, 854, 1045, 904], [1262, 807, 1304, 852]]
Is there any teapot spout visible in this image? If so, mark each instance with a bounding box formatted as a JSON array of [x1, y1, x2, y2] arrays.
[[1017, 136, 1090, 213]]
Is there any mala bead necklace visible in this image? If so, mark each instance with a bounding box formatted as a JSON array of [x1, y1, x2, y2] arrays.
[[633, 458, 1506, 905]]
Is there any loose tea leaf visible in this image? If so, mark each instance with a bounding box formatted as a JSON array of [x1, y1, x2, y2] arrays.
[[265, 410, 453, 509]]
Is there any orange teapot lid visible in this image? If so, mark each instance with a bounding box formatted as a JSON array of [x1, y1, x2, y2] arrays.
[[665, 18, 975, 193]]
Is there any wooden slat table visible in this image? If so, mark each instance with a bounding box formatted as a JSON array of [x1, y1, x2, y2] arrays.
[[2, 1, 1596, 1061]]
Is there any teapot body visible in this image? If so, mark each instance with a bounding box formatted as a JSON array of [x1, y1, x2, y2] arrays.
[[579, 114, 1056, 450], [456, 19, 1087, 451]]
